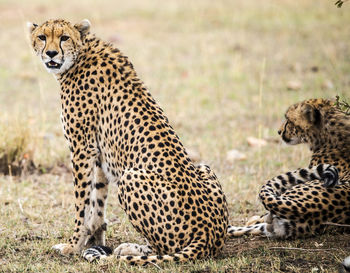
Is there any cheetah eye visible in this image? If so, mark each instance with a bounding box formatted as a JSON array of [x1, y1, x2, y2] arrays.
[[61, 35, 70, 42], [287, 120, 295, 127], [38, 35, 46, 41]]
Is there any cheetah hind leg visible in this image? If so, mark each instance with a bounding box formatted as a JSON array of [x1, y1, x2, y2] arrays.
[[227, 213, 272, 237], [228, 216, 318, 239], [227, 215, 291, 238], [227, 223, 271, 237], [83, 168, 217, 265], [245, 212, 272, 226]]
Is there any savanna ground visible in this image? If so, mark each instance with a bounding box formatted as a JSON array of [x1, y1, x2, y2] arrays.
[[0, 0, 349, 272]]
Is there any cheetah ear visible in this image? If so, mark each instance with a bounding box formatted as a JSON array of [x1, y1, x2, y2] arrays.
[[74, 19, 91, 37], [303, 104, 321, 126], [27, 22, 38, 33]]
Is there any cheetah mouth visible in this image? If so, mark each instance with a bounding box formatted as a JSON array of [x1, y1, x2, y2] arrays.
[[45, 60, 62, 69], [281, 134, 299, 145], [281, 134, 291, 143]]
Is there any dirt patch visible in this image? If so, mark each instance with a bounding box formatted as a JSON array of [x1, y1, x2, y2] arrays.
[[0, 155, 36, 175], [0, 155, 70, 176], [222, 236, 267, 257], [221, 232, 350, 272]]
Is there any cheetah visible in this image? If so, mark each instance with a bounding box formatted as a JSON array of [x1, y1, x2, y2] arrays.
[[227, 98, 350, 238], [28, 19, 228, 264]]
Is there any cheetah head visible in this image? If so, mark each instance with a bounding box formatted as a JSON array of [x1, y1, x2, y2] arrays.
[[27, 19, 90, 74], [278, 99, 329, 146]]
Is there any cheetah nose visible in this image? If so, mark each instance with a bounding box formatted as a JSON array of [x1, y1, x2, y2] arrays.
[[278, 129, 282, 135], [46, 50, 58, 58]]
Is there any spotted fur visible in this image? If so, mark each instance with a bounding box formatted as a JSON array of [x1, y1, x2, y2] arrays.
[[228, 99, 350, 238], [28, 19, 228, 264]]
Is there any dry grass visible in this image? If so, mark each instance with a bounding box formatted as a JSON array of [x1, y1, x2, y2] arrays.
[[0, 0, 349, 272], [0, 117, 32, 175]]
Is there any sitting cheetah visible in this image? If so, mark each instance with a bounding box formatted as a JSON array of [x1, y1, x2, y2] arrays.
[[28, 19, 228, 264], [228, 98, 350, 238]]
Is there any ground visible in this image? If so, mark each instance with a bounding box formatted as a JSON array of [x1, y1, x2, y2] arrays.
[[0, 0, 349, 272]]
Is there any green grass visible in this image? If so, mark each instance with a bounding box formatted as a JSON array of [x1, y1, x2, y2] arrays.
[[0, 0, 349, 272]]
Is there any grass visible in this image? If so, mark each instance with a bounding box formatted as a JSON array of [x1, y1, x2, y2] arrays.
[[0, 0, 349, 272], [0, 116, 32, 175]]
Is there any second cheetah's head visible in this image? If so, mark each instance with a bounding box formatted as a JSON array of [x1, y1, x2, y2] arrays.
[[27, 19, 90, 74], [278, 98, 333, 147]]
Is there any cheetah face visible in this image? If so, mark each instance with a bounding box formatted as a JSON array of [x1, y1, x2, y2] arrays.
[[27, 19, 90, 74], [278, 119, 302, 145], [278, 101, 322, 145]]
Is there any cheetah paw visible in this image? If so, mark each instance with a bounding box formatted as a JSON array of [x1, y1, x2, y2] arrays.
[[114, 243, 152, 256], [82, 245, 113, 262], [52, 243, 75, 255], [245, 215, 263, 226], [322, 165, 340, 187]]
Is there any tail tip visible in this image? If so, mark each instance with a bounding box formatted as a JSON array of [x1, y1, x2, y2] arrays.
[[82, 245, 113, 262]]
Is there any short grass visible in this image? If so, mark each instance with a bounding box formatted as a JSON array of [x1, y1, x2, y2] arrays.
[[0, 0, 349, 272]]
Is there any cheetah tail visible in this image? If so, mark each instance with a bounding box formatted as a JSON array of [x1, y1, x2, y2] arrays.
[[83, 240, 205, 265]]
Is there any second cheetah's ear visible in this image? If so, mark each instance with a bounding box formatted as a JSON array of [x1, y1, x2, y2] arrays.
[[74, 19, 91, 37], [303, 104, 321, 126], [27, 22, 38, 33]]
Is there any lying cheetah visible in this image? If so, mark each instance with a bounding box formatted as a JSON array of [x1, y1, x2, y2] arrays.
[[228, 99, 350, 238]]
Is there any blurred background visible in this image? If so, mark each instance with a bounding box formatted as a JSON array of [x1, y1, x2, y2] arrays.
[[0, 0, 349, 272]]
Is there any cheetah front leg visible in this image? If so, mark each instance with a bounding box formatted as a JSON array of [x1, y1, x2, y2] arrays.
[[53, 146, 98, 255], [85, 160, 109, 247]]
